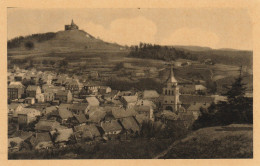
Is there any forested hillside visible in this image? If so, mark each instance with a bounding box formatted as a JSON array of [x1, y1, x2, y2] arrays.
[[129, 43, 253, 67]]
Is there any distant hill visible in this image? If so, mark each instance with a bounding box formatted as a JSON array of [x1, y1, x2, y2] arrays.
[[156, 124, 253, 159], [172, 45, 212, 52], [7, 29, 125, 57]]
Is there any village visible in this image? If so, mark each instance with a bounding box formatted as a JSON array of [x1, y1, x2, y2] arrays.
[[7, 61, 222, 153], [7, 20, 247, 155]]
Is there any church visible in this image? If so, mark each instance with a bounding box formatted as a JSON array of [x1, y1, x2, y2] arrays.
[[65, 19, 79, 31], [160, 66, 181, 113]]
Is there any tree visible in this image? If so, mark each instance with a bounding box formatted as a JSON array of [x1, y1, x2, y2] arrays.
[[225, 74, 246, 105], [193, 67, 253, 130], [217, 66, 252, 123]]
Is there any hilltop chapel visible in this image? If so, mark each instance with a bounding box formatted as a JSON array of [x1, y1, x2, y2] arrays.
[[65, 19, 79, 31], [161, 66, 181, 113]]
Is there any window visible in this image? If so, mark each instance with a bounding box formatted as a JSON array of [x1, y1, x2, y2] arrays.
[[165, 89, 167, 95], [165, 101, 167, 103]]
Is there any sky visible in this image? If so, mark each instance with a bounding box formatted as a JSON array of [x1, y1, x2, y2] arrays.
[[7, 8, 253, 50]]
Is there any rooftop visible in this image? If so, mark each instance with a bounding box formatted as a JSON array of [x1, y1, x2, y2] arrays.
[[101, 120, 122, 133]]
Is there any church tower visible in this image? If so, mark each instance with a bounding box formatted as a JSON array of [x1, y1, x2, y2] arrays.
[[161, 65, 180, 112]]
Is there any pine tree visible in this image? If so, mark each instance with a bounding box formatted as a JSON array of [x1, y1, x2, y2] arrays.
[[225, 66, 246, 106], [218, 66, 252, 123]]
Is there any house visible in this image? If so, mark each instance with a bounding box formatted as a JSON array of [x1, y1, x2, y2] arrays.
[[43, 106, 58, 115], [79, 88, 89, 99], [44, 86, 65, 93], [134, 105, 154, 121], [87, 108, 106, 124], [98, 86, 112, 94], [103, 90, 119, 102], [86, 97, 100, 107], [136, 99, 156, 109], [173, 61, 183, 67], [245, 92, 253, 98], [8, 103, 25, 116], [65, 79, 83, 97], [42, 84, 54, 92], [195, 84, 207, 94], [195, 84, 207, 91], [55, 90, 73, 103], [101, 120, 122, 135], [72, 98, 85, 104], [10, 131, 33, 141], [68, 103, 88, 114], [112, 107, 136, 119], [132, 70, 145, 77], [14, 73, 24, 82], [121, 96, 138, 108], [26, 85, 41, 98], [24, 97, 35, 105], [83, 82, 104, 94], [74, 124, 101, 141], [35, 119, 63, 132], [43, 92, 55, 102], [143, 90, 159, 100], [47, 108, 73, 124], [58, 103, 71, 110], [120, 117, 140, 133], [179, 84, 196, 94], [57, 109, 73, 124], [117, 90, 137, 99], [36, 93, 45, 103], [8, 82, 25, 100], [50, 128, 73, 144], [54, 76, 69, 86], [211, 95, 228, 103], [30, 132, 53, 150], [30, 75, 40, 85], [70, 113, 88, 124], [17, 108, 41, 127], [180, 95, 214, 106]]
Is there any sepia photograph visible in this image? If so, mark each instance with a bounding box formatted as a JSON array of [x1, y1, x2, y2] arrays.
[[6, 7, 253, 159]]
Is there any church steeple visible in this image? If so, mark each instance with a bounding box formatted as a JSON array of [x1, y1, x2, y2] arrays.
[[71, 19, 74, 25], [167, 65, 178, 86], [170, 65, 177, 83]]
